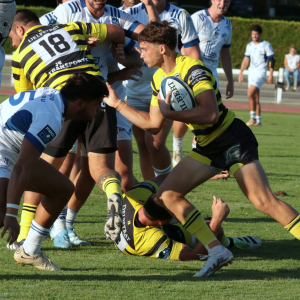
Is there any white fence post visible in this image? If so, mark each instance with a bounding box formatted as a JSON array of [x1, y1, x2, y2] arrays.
[[277, 68, 284, 104]]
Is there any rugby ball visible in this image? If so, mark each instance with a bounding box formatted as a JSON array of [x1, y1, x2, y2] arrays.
[[160, 76, 196, 111]]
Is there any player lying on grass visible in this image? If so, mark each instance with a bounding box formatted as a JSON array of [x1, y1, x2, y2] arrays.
[[0, 72, 108, 271], [115, 174, 261, 262], [104, 21, 300, 277]]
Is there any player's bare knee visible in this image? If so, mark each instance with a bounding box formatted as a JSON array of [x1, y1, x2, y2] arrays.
[[159, 190, 178, 207], [250, 195, 272, 214]]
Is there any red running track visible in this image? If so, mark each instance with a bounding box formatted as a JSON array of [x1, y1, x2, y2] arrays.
[[224, 102, 300, 113], [1, 89, 300, 113]]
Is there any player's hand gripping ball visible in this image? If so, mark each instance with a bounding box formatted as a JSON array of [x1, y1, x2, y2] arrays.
[[160, 76, 196, 111]]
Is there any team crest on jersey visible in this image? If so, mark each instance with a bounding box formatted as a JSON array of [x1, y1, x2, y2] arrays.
[[161, 73, 180, 83], [37, 125, 56, 144], [212, 29, 220, 39], [112, 17, 120, 26], [48, 15, 58, 25], [170, 18, 178, 24]]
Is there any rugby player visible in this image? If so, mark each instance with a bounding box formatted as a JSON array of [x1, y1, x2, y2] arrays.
[[29, 0, 159, 248], [104, 21, 300, 277], [124, 0, 201, 180], [115, 175, 261, 262], [172, 0, 234, 167], [0, 72, 108, 270], [238, 24, 275, 127], [8, 8, 126, 248]]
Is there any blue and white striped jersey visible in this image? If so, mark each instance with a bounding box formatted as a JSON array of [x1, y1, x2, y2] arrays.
[[0, 88, 65, 154], [41, 0, 140, 80], [245, 40, 274, 73], [124, 2, 199, 100], [192, 9, 232, 72]]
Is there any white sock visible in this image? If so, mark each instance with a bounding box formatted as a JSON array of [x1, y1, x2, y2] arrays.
[[192, 142, 196, 149], [66, 208, 78, 228], [256, 116, 261, 124], [153, 164, 172, 176], [52, 204, 68, 237], [23, 220, 50, 256], [173, 134, 184, 152], [250, 111, 256, 119]]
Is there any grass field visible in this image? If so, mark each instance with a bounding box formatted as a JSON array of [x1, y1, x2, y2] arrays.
[[0, 109, 299, 300]]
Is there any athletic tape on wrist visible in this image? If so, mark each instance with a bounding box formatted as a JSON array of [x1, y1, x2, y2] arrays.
[[6, 203, 19, 209], [6, 213, 17, 218]]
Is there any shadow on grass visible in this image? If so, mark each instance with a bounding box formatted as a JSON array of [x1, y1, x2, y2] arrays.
[[225, 217, 276, 223], [1, 267, 300, 281]]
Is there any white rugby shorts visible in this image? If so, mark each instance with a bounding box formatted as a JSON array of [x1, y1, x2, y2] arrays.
[[248, 71, 266, 89]]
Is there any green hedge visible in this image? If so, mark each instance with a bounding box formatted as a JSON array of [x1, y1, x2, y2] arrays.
[[228, 17, 300, 69], [4, 6, 300, 70]]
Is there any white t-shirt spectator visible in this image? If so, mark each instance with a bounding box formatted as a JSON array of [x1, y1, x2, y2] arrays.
[[285, 53, 300, 71]]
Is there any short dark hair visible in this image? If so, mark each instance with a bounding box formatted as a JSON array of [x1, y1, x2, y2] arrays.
[[251, 24, 262, 34], [60, 73, 108, 103], [138, 21, 177, 51], [143, 193, 172, 221], [12, 9, 40, 29], [56, 0, 63, 5]]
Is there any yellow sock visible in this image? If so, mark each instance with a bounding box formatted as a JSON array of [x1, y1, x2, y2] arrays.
[[17, 204, 38, 242], [220, 234, 230, 248], [284, 215, 300, 240], [102, 178, 122, 198], [182, 209, 216, 247]]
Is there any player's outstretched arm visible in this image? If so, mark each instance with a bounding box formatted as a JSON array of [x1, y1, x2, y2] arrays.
[[158, 89, 219, 125], [1, 138, 41, 245], [104, 24, 126, 45], [220, 47, 234, 98], [103, 83, 165, 134], [107, 67, 143, 84], [238, 57, 250, 83], [112, 44, 143, 68]]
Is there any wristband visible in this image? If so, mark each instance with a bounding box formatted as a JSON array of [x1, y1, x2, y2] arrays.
[[6, 203, 19, 210], [119, 103, 127, 113], [6, 213, 17, 218], [114, 100, 122, 109]]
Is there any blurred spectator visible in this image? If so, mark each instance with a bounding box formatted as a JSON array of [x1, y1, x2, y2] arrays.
[[284, 45, 300, 91]]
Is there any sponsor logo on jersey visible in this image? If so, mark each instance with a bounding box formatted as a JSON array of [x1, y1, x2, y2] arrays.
[[37, 125, 56, 144], [28, 25, 60, 43], [122, 204, 131, 241], [189, 69, 208, 86], [48, 58, 89, 75]]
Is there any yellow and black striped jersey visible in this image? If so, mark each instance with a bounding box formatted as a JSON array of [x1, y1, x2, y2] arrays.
[[12, 22, 106, 93], [114, 181, 195, 260], [151, 53, 236, 147]]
